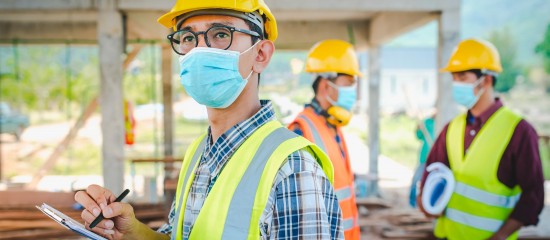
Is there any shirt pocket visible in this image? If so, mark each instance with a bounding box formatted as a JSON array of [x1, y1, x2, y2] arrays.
[[259, 222, 270, 240]]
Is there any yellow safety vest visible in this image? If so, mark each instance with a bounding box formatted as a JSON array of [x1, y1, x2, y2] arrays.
[[171, 120, 334, 240], [434, 107, 522, 240]]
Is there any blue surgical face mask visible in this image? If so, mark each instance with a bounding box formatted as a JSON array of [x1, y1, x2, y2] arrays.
[[179, 43, 257, 109], [452, 77, 485, 109], [326, 80, 357, 111]]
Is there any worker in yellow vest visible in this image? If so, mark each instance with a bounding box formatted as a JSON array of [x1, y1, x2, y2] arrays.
[[417, 38, 544, 240], [289, 40, 361, 240], [74, 1, 345, 239]]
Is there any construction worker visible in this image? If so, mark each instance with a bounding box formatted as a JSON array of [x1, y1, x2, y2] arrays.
[[417, 38, 544, 239], [409, 115, 435, 208], [289, 39, 361, 240], [74, 1, 344, 239]]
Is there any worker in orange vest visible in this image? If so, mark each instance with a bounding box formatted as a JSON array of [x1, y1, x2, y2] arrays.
[[289, 39, 361, 240], [123, 100, 136, 145]]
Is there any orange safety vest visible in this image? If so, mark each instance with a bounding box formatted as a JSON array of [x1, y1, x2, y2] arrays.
[[289, 107, 360, 240]]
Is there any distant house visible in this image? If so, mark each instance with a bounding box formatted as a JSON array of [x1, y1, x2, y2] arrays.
[[357, 47, 437, 115]]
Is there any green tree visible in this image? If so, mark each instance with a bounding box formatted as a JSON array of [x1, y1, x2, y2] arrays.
[[535, 23, 550, 93], [535, 23, 550, 73], [487, 28, 521, 93]]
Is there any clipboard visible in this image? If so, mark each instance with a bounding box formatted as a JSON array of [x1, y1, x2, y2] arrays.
[[36, 203, 107, 240]]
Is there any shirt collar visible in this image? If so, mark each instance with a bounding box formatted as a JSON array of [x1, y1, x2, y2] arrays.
[[467, 98, 503, 125], [306, 98, 325, 115], [202, 100, 276, 178], [306, 98, 339, 129]]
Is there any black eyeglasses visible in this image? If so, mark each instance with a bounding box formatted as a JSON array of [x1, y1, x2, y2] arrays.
[[167, 25, 261, 55]]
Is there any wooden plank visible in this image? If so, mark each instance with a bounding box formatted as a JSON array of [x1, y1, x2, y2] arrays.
[[355, 198, 392, 210], [382, 230, 430, 239], [131, 158, 182, 164], [0, 202, 167, 240], [0, 229, 77, 240], [0, 191, 75, 207], [391, 215, 432, 226], [401, 224, 434, 232], [0, 210, 81, 220], [0, 220, 66, 231]]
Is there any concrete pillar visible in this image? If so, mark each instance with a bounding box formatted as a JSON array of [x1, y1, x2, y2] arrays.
[[98, 0, 124, 194], [436, 9, 461, 133], [357, 51, 369, 115], [161, 44, 173, 158], [367, 46, 381, 197]]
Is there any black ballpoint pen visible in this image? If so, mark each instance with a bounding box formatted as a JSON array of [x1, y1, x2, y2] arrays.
[[89, 189, 130, 228]]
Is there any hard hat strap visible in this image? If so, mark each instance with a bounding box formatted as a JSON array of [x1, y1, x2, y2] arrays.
[[316, 72, 338, 80], [176, 9, 264, 33], [480, 69, 499, 77]]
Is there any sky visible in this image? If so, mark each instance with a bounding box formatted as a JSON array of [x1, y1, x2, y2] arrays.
[[386, 0, 550, 66]]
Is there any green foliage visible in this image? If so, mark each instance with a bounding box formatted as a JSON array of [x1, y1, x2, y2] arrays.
[[123, 46, 162, 105], [535, 23, 550, 74], [0, 46, 99, 114], [379, 115, 420, 169], [541, 140, 550, 180], [487, 29, 521, 93], [534, 23, 550, 93], [0, 45, 165, 115]]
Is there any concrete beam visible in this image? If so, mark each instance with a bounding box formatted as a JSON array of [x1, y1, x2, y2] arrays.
[[1, 0, 458, 12], [98, 0, 125, 194], [118, 0, 458, 12], [118, 0, 172, 11], [274, 20, 369, 50], [370, 12, 438, 46], [272, 10, 376, 21], [0, 22, 97, 43], [0, 10, 97, 23], [268, 0, 459, 12], [436, 9, 461, 133], [0, 0, 98, 10], [0, 18, 166, 43], [125, 11, 170, 40]]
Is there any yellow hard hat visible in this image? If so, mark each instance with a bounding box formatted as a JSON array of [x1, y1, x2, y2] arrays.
[[441, 38, 502, 73], [305, 39, 362, 77], [157, 0, 278, 41]]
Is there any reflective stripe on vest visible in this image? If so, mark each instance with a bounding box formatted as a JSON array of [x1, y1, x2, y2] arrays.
[[342, 218, 355, 231], [446, 208, 503, 232], [298, 115, 327, 152], [335, 187, 352, 201], [221, 128, 298, 239], [171, 137, 207, 240], [454, 182, 521, 209], [173, 121, 334, 240]]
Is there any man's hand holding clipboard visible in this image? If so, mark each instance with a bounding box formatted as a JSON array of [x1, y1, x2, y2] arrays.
[[38, 187, 133, 240], [71, 185, 169, 240]]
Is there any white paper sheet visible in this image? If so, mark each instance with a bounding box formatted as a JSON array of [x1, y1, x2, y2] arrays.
[[36, 203, 107, 240]]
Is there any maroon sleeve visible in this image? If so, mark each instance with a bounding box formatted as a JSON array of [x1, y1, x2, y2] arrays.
[[507, 120, 545, 226], [420, 124, 451, 189]]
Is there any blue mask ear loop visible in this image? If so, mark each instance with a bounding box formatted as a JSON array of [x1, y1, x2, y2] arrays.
[[324, 79, 338, 106], [239, 40, 261, 81], [472, 75, 486, 101]]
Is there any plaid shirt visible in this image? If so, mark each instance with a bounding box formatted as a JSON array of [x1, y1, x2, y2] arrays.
[[158, 100, 343, 239]]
